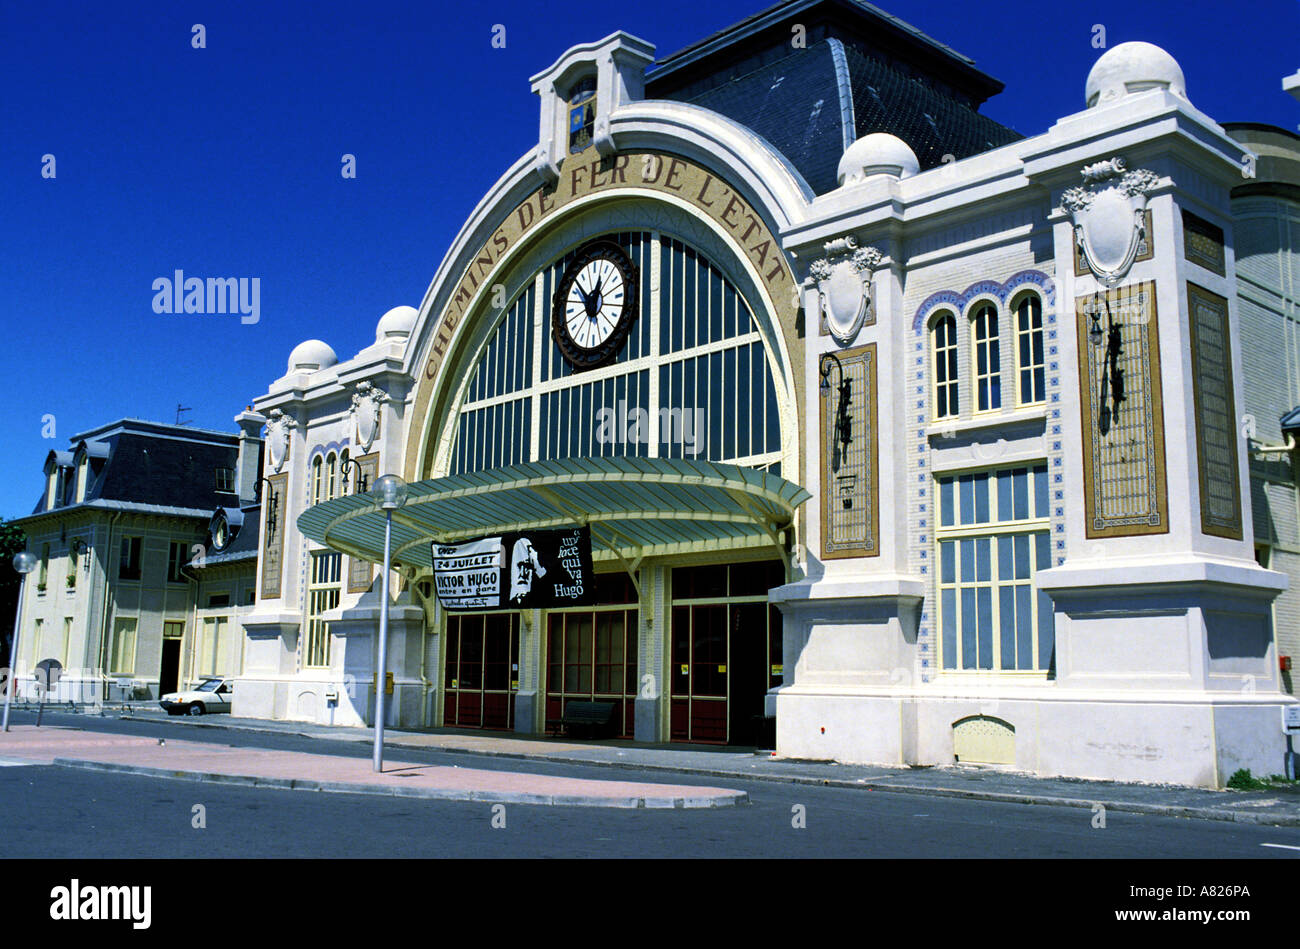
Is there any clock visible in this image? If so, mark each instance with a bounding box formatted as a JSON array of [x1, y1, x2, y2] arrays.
[[551, 240, 639, 370]]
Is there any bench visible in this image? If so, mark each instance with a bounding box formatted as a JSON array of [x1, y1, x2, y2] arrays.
[[549, 700, 617, 739]]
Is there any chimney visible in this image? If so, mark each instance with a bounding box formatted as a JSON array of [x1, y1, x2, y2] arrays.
[[234, 406, 267, 504]]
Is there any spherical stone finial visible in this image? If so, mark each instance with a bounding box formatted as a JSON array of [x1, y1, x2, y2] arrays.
[[837, 132, 920, 187], [375, 305, 418, 343], [287, 339, 338, 373], [1086, 41, 1187, 109]]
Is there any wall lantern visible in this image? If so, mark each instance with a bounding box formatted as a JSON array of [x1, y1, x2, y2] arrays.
[[819, 351, 853, 457], [341, 457, 369, 495], [255, 476, 279, 538]]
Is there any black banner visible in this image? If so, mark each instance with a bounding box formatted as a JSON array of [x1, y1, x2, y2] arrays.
[[431, 526, 596, 611]]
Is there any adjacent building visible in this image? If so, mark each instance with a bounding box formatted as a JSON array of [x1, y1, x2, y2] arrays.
[[10, 418, 263, 702], [1225, 120, 1300, 692]]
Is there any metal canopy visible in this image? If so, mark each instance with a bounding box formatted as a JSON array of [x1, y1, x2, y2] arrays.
[[296, 456, 811, 570]]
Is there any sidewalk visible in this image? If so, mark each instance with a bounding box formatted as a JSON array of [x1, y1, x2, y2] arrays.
[[0, 722, 746, 808], [20, 706, 1300, 826]]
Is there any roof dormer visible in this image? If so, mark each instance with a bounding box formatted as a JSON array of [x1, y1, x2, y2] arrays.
[[43, 450, 74, 510], [529, 31, 655, 185]]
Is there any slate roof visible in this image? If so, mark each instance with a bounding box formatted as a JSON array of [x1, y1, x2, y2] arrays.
[[20, 420, 251, 521], [196, 503, 262, 567], [842, 43, 1020, 176], [647, 0, 1021, 195]]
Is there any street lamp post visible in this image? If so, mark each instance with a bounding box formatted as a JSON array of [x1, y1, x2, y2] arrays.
[[3, 551, 40, 732], [370, 474, 409, 772]]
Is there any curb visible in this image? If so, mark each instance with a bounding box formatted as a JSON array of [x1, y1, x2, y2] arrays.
[[103, 713, 1300, 827], [50, 757, 749, 810]]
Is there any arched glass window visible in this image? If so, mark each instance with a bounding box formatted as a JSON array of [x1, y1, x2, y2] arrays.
[[931, 311, 959, 419], [325, 452, 337, 501], [447, 232, 784, 478], [339, 449, 351, 494], [568, 76, 597, 155], [970, 303, 1002, 412], [1014, 294, 1045, 405], [311, 456, 324, 505]]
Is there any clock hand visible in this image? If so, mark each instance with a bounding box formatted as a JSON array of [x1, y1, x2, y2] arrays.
[[573, 281, 591, 314]]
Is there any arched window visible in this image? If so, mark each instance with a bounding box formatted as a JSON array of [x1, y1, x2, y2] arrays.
[[931, 311, 959, 419], [446, 232, 785, 478], [1014, 294, 1045, 405], [339, 449, 351, 494], [970, 303, 1002, 412], [311, 455, 324, 505], [568, 76, 597, 155], [325, 452, 337, 501]]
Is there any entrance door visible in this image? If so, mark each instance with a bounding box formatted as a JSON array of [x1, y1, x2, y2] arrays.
[[546, 607, 638, 737], [159, 639, 181, 696], [443, 613, 519, 729], [669, 561, 784, 745], [159, 621, 184, 695]]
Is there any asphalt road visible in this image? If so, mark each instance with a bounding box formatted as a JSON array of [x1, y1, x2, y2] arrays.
[[3, 712, 1300, 858]]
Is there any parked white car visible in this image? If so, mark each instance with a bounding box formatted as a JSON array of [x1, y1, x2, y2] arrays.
[[159, 677, 234, 716]]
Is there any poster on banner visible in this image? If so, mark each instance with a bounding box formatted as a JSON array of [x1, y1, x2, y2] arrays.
[[431, 526, 597, 611]]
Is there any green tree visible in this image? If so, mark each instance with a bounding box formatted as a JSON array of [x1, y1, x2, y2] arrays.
[[0, 520, 29, 669]]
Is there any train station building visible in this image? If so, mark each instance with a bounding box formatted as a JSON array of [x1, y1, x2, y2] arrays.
[[230, 0, 1299, 786]]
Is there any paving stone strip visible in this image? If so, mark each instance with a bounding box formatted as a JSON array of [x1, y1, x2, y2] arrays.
[[0, 726, 747, 809]]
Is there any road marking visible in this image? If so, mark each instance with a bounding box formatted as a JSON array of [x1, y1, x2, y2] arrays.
[[1261, 843, 1300, 851]]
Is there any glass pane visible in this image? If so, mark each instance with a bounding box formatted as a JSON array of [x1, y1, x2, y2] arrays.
[[1034, 465, 1048, 519], [1038, 590, 1055, 670], [940, 478, 954, 527], [941, 541, 955, 584], [997, 469, 1012, 522], [576, 617, 592, 661], [942, 589, 957, 669], [959, 475, 975, 525], [960, 539, 975, 583], [999, 586, 1016, 669], [1016, 585, 1033, 671], [976, 538, 991, 582], [997, 535, 1012, 579], [974, 473, 989, 523], [1013, 468, 1029, 520], [977, 587, 993, 669], [1015, 534, 1031, 580], [960, 588, 977, 670]]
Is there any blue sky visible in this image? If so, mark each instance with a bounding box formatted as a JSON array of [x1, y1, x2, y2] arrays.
[[2, 0, 1297, 519]]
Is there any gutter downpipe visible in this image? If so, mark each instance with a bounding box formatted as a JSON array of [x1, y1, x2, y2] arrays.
[[96, 511, 122, 708]]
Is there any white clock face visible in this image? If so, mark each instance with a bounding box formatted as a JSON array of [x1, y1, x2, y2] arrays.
[[564, 257, 626, 350]]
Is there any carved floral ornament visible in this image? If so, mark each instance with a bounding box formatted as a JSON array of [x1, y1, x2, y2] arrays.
[[1060, 157, 1162, 287], [264, 408, 296, 473], [350, 381, 387, 453], [806, 236, 883, 345]]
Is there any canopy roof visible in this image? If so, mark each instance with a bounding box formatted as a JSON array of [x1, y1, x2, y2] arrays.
[[297, 456, 811, 570]]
